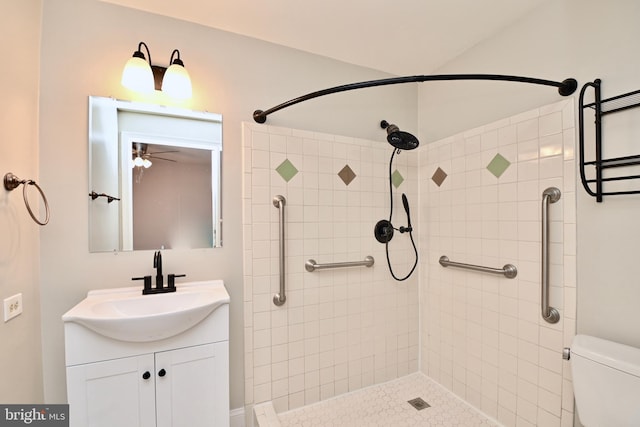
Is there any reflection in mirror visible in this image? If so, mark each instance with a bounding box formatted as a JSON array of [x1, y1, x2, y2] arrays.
[[89, 96, 222, 252]]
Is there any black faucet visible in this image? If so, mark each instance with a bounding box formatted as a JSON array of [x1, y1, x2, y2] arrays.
[[154, 250, 164, 289], [133, 250, 185, 295]]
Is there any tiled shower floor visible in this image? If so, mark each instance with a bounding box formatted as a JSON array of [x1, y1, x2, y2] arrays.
[[263, 373, 499, 427]]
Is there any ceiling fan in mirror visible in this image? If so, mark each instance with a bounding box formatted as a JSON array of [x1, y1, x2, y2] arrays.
[[131, 142, 179, 183], [131, 142, 178, 169]]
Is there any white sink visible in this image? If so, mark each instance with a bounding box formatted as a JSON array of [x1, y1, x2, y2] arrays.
[[62, 280, 229, 342]]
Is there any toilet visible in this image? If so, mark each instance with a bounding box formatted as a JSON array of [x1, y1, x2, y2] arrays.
[[570, 334, 640, 426]]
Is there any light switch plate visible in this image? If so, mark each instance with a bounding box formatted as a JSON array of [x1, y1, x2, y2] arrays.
[[4, 293, 23, 322]]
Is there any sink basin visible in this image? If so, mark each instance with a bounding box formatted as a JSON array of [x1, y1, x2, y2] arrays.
[[62, 280, 229, 342]]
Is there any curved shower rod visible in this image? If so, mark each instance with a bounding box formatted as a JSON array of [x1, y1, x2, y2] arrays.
[[253, 74, 577, 123]]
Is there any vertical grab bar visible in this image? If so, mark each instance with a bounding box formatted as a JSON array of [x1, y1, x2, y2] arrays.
[[541, 187, 561, 324], [273, 195, 286, 306]]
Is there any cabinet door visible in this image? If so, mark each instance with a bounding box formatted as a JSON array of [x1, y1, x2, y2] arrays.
[[66, 354, 156, 427], [155, 342, 229, 427]]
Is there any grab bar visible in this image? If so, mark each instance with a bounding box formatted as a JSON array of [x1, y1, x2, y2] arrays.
[[305, 256, 374, 272], [273, 195, 286, 306], [541, 187, 561, 323], [439, 255, 517, 278]]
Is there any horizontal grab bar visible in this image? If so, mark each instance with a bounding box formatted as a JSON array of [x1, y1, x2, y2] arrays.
[[439, 255, 517, 279], [305, 256, 374, 272]]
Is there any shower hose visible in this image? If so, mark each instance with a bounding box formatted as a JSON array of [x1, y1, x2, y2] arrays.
[[384, 148, 419, 281]]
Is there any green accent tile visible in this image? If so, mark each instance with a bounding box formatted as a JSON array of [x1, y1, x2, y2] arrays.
[[338, 164, 356, 186], [431, 167, 447, 187], [392, 169, 404, 188], [276, 158, 298, 182], [487, 153, 511, 178]]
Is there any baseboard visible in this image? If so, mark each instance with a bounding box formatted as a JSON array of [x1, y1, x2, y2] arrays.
[[230, 407, 245, 427]]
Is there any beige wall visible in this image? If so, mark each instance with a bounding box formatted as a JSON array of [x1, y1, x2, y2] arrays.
[[0, 0, 44, 403], [38, 0, 417, 409], [420, 0, 640, 350]]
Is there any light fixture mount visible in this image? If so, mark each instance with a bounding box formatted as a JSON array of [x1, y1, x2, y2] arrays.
[[151, 65, 166, 91]]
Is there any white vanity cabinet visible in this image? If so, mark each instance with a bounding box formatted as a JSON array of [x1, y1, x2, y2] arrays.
[[66, 353, 156, 427], [155, 342, 228, 427], [63, 280, 230, 427], [66, 342, 228, 427]]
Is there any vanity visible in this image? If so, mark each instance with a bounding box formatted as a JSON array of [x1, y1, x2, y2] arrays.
[[62, 280, 230, 427]]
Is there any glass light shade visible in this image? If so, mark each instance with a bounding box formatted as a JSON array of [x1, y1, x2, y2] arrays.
[[121, 56, 154, 93], [162, 64, 192, 99], [133, 156, 144, 167], [142, 159, 152, 168]]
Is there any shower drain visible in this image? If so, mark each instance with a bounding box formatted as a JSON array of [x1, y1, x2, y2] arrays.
[[407, 397, 430, 410]]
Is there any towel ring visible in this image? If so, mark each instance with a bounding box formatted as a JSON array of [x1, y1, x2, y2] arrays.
[[3, 172, 50, 226]]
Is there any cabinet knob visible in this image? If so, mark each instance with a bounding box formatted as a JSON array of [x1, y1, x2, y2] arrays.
[[142, 371, 151, 380], [158, 368, 166, 377]]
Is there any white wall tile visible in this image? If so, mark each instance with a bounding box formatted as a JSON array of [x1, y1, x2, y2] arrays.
[[540, 133, 563, 158], [244, 125, 419, 416], [539, 112, 563, 137], [245, 102, 575, 424], [517, 119, 539, 142], [420, 100, 575, 427], [510, 108, 540, 125], [518, 140, 539, 162]]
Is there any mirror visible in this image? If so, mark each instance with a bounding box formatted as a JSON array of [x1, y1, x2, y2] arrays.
[[88, 96, 222, 252]]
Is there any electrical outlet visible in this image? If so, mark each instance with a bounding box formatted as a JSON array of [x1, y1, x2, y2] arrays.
[[4, 293, 23, 322]]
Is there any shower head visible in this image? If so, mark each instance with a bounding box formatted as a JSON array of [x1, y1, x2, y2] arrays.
[[380, 120, 419, 151]]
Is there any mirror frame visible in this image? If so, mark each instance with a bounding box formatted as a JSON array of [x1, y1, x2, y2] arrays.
[[88, 96, 223, 252]]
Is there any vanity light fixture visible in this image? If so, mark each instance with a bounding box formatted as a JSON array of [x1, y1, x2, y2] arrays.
[[121, 41, 193, 99]]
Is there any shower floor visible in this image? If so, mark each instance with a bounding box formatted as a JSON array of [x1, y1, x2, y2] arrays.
[[264, 372, 499, 427]]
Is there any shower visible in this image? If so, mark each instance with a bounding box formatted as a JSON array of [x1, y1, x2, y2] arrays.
[[374, 120, 419, 281], [245, 90, 577, 426]]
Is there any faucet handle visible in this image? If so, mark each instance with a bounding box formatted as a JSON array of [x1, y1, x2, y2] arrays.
[[168, 274, 186, 289], [133, 276, 152, 294]]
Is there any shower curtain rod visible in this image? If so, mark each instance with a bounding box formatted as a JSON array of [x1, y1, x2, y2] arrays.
[[253, 74, 578, 123]]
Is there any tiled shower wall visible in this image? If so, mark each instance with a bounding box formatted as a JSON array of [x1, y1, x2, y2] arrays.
[[242, 123, 420, 419], [419, 100, 577, 427]]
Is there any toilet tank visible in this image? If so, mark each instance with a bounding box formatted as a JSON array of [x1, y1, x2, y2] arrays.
[[571, 335, 640, 427]]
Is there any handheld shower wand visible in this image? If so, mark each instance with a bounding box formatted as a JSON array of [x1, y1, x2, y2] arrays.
[[398, 193, 412, 233]]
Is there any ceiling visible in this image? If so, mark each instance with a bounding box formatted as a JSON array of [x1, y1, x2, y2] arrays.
[[102, 0, 550, 76]]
